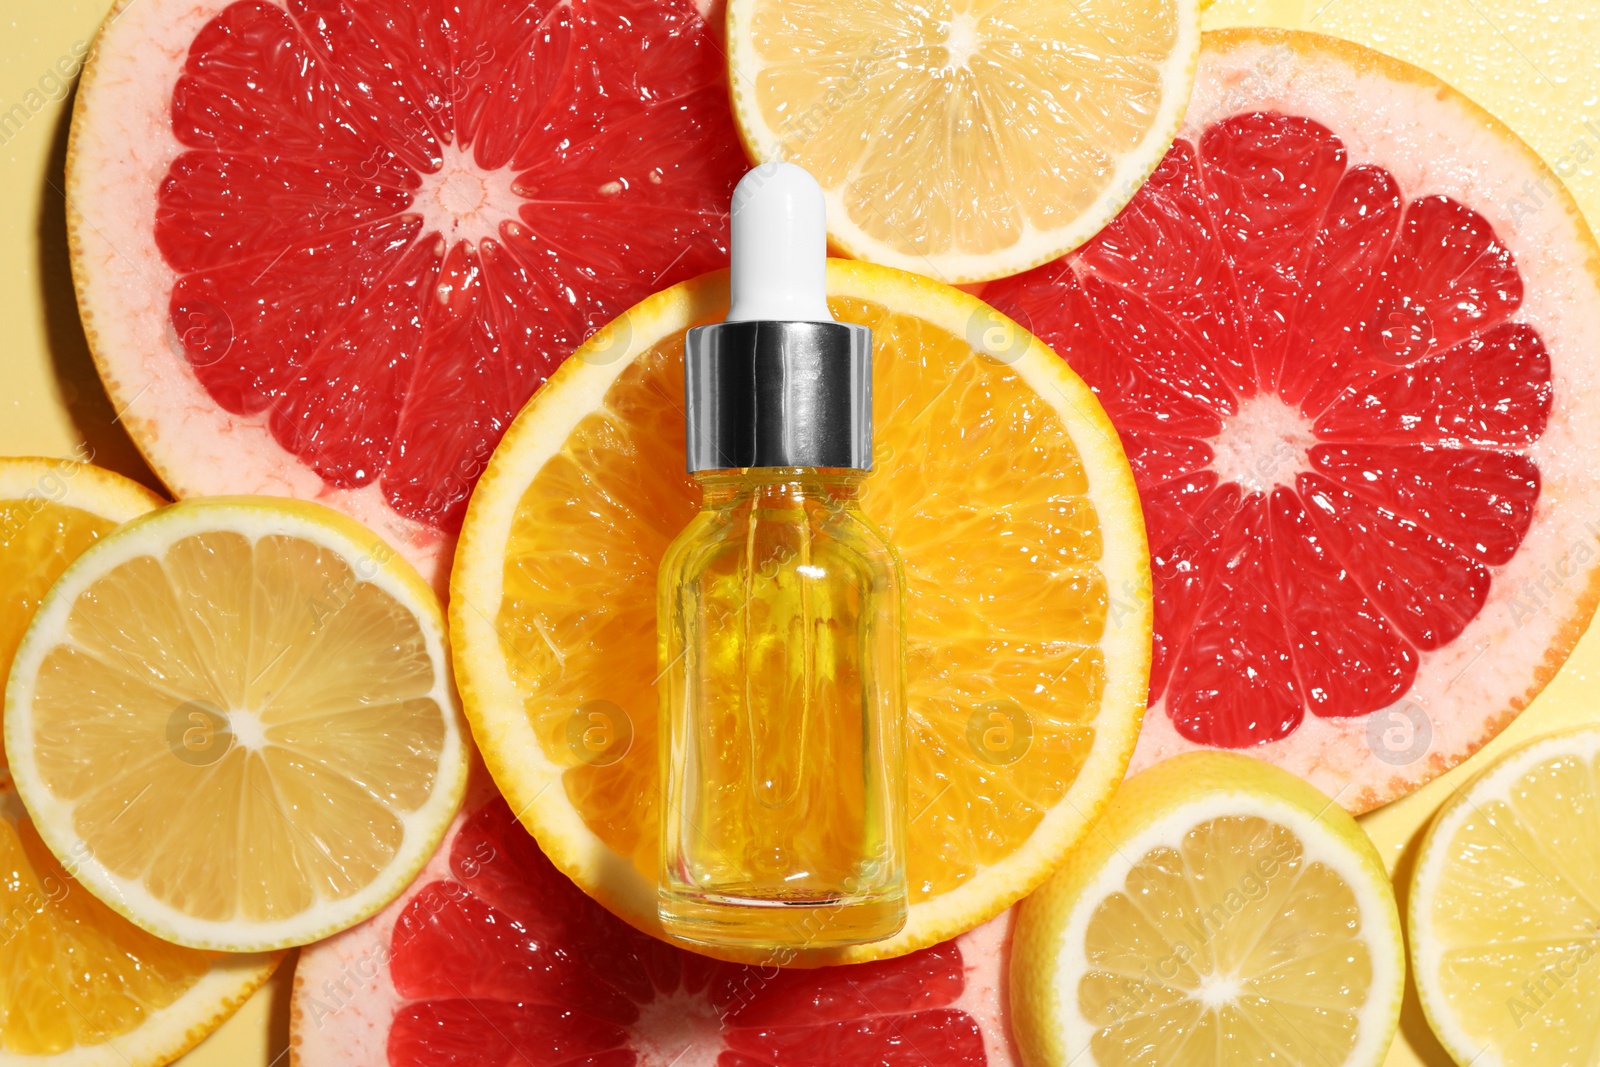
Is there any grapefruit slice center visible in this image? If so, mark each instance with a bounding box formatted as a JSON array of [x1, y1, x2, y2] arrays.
[[151, 0, 746, 532], [985, 107, 1551, 752]]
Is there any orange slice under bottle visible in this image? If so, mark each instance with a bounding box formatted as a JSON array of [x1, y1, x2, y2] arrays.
[[450, 260, 1152, 964]]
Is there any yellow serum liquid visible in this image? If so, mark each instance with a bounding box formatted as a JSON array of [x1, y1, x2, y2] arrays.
[[657, 467, 907, 951]]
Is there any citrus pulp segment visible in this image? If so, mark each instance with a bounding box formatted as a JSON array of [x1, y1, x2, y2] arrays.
[[0, 458, 161, 764], [68, 0, 749, 583], [291, 783, 1020, 1066], [450, 261, 1151, 964], [5, 497, 468, 953], [982, 29, 1600, 812], [725, 0, 1201, 283], [0, 458, 279, 1065], [1010, 752, 1403, 1067], [1410, 726, 1600, 1067]]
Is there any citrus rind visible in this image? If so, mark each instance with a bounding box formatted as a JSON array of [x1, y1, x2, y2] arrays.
[[0, 953, 281, 1067], [0, 456, 165, 523]]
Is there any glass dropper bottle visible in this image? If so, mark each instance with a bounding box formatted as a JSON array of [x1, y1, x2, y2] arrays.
[[656, 162, 908, 952]]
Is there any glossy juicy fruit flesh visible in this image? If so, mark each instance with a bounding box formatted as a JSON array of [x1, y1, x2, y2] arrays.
[[0, 787, 209, 1055], [0, 462, 165, 737], [502, 296, 1110, 898], [450, 262, 1150, 963], [0, 473, 198, 1056], [496, 295, 1113, 921], [1011, 753, 1403, 1067], [975, 28, 1600, 811], [727, 0, 1199, 282], [108, 0, 744, 538], [5, 499, 467, 951], [1411, 728, 1600, 1067], [385, 798, 993, 1067], [1079, 815, 1376, 1064], [156, 0, 744, 531], [35, 533, 441, 921], [987, 111, 1547, 751], [0, 503, 113, 768]]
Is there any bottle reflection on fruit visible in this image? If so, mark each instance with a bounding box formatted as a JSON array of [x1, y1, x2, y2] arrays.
[[657, 162, 908, 951]]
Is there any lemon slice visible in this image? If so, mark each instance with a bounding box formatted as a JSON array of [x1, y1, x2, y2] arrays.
[[0, 458, 279, 1064], [726, 0, 1200, 283], [1011, 752, 1403, 1067], [1410, 726, 1600, 1066], [5, 496, 468, 953], [451, 260, 1151, 964]]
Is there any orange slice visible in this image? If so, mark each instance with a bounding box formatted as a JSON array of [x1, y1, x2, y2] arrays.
[[450, 260, 1151, 964]]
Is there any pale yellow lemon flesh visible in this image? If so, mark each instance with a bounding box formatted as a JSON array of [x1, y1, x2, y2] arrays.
[[728, 0, 1200, 281], [6, 497, 468, 953], [1011, 752, 1403, 1067], [1411, 727, 1600, 1066]]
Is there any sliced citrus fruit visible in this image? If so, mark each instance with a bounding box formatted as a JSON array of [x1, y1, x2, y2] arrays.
[[68, 0, 748, 584], [0, 457, 279, 1064], [0, 457, 161, 767], [292, 780, 1021, 1065], [982, 28, 1600, 812], [725, 0, 1200, 283], [1410, 725, 1600, 1067], [1011, 751, 1403, 1067], [4, 497, 468, 953], [450, 259, 1151, 964]]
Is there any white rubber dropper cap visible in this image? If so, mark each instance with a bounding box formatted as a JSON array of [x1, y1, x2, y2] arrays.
[[725, 161, 834, 323]]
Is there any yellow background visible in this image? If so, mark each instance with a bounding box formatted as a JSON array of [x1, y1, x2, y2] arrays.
[[4, 0, 1599, 1062]]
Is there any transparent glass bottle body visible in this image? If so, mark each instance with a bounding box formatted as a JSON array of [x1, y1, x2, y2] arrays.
[[657, 468, 907, 950]]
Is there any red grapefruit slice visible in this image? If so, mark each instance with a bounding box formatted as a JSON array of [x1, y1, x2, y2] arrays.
[[290, 781, 1018, 1066], [983, 29, 1600, 812], [68, 0, 746, 584]]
